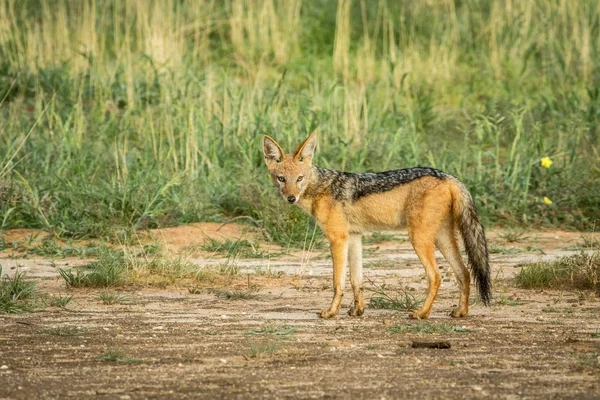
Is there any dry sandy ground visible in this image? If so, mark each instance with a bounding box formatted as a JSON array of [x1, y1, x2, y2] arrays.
[[0, 225, 598, 399]]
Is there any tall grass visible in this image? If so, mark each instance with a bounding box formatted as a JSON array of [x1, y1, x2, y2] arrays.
[[0, 0, 598, 244]]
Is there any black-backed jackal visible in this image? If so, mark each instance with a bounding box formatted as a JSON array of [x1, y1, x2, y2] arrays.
[[262, 131, 491, 319]]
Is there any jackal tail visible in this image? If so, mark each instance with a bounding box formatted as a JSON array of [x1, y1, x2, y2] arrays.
[[452, 180, 492, 305]]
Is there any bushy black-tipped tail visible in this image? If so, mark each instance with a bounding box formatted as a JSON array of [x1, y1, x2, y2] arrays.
[[453, 182, 492, 305]]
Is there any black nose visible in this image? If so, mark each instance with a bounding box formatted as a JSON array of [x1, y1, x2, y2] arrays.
[[287, 195, 296, 204]]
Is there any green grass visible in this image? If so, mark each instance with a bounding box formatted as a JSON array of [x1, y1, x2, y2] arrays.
[[368, 285, 422, 312], [43, 326, 82, 336], [59, 249, 127, 288], [0, 265, 39, 313], [99, 291, 128, 305], [57, 246, 229, 287], [245, 323, 295, 336], [45, 294, 73, 308], [515, 251, 599, 293], [0, 0, 599, 244], [387, 322, 470, 334], [98, 349, 145, 364], [200, 238, 267, 259], [246, 343, 280, 359]]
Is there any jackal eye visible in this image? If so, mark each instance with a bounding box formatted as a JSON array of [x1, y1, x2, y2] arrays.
[[297, 175, 304, 182], [277, 176, 286, 183]]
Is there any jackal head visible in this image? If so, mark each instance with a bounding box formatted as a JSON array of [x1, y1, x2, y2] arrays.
[[262, 131, 317, 204]]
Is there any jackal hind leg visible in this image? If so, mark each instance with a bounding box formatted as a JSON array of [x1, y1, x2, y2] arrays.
[[408, 216, 444, 320], [347, 234, 364, 317], [436, 222, 470, 318]]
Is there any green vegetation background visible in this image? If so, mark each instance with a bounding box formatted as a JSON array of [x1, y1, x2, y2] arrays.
[[0, 0, 598, 245]]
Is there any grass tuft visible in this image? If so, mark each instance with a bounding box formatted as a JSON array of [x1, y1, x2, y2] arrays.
[[515, 252, 599, 294], [0, 265, 39, 314], [98, 349, 145, 364]]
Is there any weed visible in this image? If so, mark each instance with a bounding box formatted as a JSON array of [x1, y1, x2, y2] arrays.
[[515, 251, 599, 293], [488, 246, 522, 255], [46, 294, 73, 308], [499, 230, 530, 243], [59, 249, 126, 288], [495, 296, 521, 306], [98, 349, 145, 364], [43, 326, 81, 336], [99, 291, 128, 305], [245, 323, 295, 336], [201, 238, 266, 259], [386, 322, 464, 334], [367, 280, 422, 312], [592, 330, 600, 338], [246, 343, 280, 359], [579, 234, 600, 249], [210, 288, 257, 300], [253, 267, 284, 278], [364, 260, 397, 269], [0, 265, 39, 313]]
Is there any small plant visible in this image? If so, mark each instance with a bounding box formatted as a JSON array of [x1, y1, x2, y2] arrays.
[[46, 294, 73, 308], [98, 349, 145, 364], [495, 295, 521, 306], [499, 229, 530, 243], [210, 288, 257, 300], [245, 323, 295, 336], [201, 238, 266, 259], [246, 343, 280, 359], [59, 249, 127, 288], [367, 280, 422, 312], [364, 260, 397, 269], [99, 291, 128, 305], [387, 323, 469, 334], [43, 326, 81, 336], [0, 265, 39, 314], [253, 267, 284, 278]]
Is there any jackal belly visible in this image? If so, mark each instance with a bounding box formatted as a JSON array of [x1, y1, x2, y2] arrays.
[[345, 186, 410, 232]]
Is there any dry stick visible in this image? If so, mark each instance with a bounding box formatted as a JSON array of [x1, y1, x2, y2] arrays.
[[411, 341, 451, 349]]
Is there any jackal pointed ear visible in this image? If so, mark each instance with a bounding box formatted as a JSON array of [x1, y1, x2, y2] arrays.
[[263, 135, 284, 164], [293, 131, 317, 162]]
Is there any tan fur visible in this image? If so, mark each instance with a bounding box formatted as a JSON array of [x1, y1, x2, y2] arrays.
[[263, 132, 475, 319]]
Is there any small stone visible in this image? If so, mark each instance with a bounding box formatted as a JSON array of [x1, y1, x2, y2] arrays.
[[0, 365, 8, 370]]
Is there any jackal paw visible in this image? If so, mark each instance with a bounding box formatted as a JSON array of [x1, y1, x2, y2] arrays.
[[450, 308, 468, 318], [318, 308, 338, 319], [347, 305, 364, 317], [409, 309, 431, 320]]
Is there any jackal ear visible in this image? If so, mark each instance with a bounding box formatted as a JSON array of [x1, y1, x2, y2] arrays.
[[263, 135, 284, 164], [293, 131, 317, 162]]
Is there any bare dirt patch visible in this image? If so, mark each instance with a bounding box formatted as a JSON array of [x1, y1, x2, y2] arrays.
[[1, 227, 599, 399]]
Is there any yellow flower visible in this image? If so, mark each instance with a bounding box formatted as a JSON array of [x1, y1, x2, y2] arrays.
[[543, 196, 552, 205], [540, 156, 553, 168]]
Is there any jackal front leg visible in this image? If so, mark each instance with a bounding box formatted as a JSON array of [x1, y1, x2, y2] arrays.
[[347, 234, 364, 316], [319, 233, 348, 319]]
